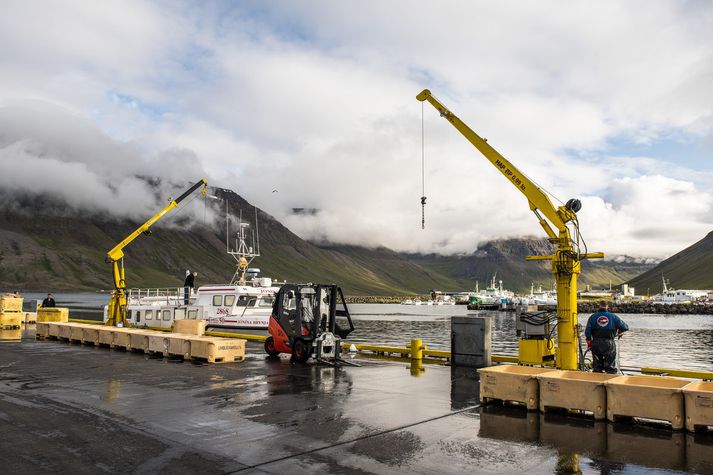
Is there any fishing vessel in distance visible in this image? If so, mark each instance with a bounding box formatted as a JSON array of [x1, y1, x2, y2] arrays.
[[110, 204, 282, 332]]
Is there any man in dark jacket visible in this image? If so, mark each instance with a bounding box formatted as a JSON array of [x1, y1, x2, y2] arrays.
[[183, 271, 197, 305], [585, 302, 629, 373], [41, 293, 56, 308]]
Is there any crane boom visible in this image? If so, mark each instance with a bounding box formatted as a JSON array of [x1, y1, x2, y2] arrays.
[[105, 178, 208, 326], [417, 89, 575, 241], [417, 89, 603, 370]]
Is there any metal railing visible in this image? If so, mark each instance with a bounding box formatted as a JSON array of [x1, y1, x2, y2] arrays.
[[126, 287, 188, 306]]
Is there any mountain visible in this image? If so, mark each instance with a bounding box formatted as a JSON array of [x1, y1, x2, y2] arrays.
[[628, 231, 713, 294], [406, 238, 653, 293], [0, 189, 653, 295]]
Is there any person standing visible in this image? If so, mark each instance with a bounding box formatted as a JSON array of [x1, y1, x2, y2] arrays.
[[585, 302, 629, 374], [183, 271, 197, 305], [41, 293, 56, 308]]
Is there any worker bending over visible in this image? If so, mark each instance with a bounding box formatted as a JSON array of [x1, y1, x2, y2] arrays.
[[585, 302, 629, 374]]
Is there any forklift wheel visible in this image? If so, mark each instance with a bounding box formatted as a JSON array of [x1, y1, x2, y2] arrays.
[[264, 337, 280, 357], [292, 339, 311, 363]]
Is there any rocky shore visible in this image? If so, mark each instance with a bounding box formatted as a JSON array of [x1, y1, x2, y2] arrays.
[[344, 296, 713, 314], [577, 301, 713, 315]]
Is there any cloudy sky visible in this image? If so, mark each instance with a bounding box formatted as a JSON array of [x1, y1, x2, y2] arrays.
[[1, 0, 712, 259]]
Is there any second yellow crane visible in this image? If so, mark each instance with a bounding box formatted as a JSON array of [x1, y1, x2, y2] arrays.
[[417, 89, 603, 370]]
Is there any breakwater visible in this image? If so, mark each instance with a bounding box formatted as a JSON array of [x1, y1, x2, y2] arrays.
[[345, 297, 713, 315], [578, 302, 713, 315]]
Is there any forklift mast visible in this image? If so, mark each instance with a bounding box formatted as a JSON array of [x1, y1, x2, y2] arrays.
[[272, 284, 354, 342]]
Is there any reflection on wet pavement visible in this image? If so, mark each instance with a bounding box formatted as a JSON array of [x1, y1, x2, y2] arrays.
[[2, 327, 712, 473]]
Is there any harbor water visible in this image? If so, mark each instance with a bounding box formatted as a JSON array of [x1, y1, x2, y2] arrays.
[[24, 293, 713, 372]]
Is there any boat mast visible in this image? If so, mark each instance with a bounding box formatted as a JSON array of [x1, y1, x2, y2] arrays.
[[226, 203, 261, 285]]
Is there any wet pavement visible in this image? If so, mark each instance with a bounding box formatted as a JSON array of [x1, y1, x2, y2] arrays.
[[1, 330, 713, 474]]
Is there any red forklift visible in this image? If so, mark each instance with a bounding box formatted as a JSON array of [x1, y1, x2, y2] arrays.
[[264, 283, 355, 364]]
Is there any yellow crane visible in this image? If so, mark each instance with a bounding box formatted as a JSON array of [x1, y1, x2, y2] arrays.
[[417, 89, 603, 370], [105, 178, 208, 326]]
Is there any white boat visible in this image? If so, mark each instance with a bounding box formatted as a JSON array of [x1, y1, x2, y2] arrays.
[[652, 276, 708, 304], [112, 204, 283, 332], [401, 299, 415, 305], [469, 273, 515, 306]]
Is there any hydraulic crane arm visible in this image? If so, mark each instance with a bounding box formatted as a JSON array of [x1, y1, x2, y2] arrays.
[[107, 179, 208, 264], [417, 89, 575, 241], [417, 89, 604, 371], [105, 178, 207, 326]]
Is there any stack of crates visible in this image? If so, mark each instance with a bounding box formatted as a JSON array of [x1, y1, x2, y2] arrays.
[[0, 295, 24, 329]]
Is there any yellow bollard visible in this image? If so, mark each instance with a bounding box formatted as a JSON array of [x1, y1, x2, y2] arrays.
[[410, 339, 424, 361], [410, 359, 425, 377]]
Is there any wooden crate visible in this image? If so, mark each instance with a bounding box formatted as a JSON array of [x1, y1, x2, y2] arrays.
[[0, 296, 23, 312], [0, 310, 23, 328], [37, 307, 69, 323], [606, 375, 688, 430], [189, 337, 246, 363], [172, 319, 205, 335]]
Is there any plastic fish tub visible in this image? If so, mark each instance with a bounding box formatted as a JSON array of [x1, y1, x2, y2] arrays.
[[478, 365, 557, 410], [37, 307, 69, 323], [0, 296, 23, 312], [24, 312, 37, 324], [0, 310, 23, 328], [537, 370, 619, 419], [81, 325, 101, 345], [0, 328, 22, 341], [189, 337, 245, 363], [57, 323, 82, 340], [36, 322, 51, 339], [172, 319, 205, 336], [96, 327, 120, 346], [606, 375, 689, 430], [147, 333, 190, 358], [128, 331, 166, 353], [110, 328, 133, 349], [682, 381, 713, 432]]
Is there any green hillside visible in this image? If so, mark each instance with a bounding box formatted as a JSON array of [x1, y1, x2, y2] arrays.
[[0, 189, 655, 296], [629, 231, 713, 293]]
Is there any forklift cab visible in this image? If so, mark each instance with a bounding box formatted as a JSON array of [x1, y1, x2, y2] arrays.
[[267, 284, 354, 362]]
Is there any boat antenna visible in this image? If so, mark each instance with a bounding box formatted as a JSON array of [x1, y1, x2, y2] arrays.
[[420, 101, 427, 229], [255, 207, 260, 256], [225, 199, 230, 254]]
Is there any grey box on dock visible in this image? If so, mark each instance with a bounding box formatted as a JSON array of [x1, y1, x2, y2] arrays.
[[451, 314, 492, 368]]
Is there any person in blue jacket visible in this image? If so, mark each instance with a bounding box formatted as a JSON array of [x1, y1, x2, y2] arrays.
[[585, 302, 629, 373]]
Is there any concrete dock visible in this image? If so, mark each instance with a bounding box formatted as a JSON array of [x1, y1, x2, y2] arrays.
[[1, 330, 712, 474]]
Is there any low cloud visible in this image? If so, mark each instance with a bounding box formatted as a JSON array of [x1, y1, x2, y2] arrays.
[[0, 102, 212, 223], [1, 1, 712, 260]]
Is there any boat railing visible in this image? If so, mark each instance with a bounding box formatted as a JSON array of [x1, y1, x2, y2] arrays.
[[126, 287, 187, 305]]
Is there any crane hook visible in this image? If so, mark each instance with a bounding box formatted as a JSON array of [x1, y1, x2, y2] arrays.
[[421, 196, 427, 229]]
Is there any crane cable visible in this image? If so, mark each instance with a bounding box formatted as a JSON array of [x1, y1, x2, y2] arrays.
[[421, 101, 427, 229]]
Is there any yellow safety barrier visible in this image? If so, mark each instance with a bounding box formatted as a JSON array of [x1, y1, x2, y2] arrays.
[[205, 331, 267, 342], [640, 367, 713, 381]]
